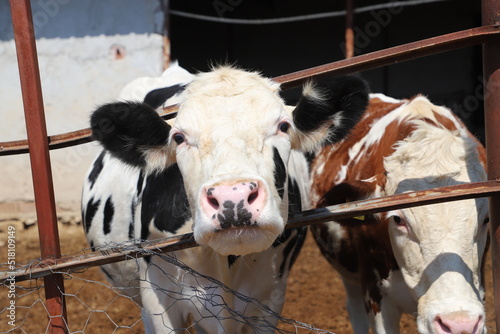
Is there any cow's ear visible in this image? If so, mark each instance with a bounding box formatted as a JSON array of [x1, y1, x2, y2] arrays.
[[316, 180, 379, 226], [91, 102, 175, 171], [143, 84, 187, 109], [290, 75, 369, 151]]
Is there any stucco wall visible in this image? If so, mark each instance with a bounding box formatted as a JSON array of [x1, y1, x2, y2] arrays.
[[0, 0, 166, 221]]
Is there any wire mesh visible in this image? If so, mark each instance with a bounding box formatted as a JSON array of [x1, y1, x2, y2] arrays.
[[0, 222, 340, 334]]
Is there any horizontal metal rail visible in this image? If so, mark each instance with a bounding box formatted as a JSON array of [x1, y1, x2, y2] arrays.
[[275, 24, 500, 89], [0, 25, 498, 156], [2, 180, 499, 283], [0, 106, 178, 156]]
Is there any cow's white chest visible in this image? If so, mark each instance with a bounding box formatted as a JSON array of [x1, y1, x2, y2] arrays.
[[140, 245, 286, 332]]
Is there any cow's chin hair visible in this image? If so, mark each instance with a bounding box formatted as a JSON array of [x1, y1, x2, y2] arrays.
[[200, 226, 283, 256]]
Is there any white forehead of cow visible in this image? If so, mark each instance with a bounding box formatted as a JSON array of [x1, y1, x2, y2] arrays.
[[175, 67, 284, 125]]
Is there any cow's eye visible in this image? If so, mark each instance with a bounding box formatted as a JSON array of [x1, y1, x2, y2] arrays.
[[392, 215, 404, 226], [278, 122, 290, 133], [483, 217, 490, 225], [173, 133, 185, 145]]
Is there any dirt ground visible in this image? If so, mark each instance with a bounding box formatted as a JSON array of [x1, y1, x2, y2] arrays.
[[0, 220, 496, 333]]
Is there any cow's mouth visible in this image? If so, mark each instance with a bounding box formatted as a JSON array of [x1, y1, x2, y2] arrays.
[[198, 223, 283, 256], [214, 224, 260, 233]]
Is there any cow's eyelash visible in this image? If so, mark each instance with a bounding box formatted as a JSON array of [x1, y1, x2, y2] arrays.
[[278, 121, 290, 133], [387, 211, 406, 227], [172, 132, 186, 145]]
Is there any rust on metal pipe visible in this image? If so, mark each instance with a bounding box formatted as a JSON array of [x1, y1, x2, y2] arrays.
[[482, 0, 500, 331], [275, 25, 500, 89], [345, 0, 355, 58], [0, 26, 499, 156], [0, 105, 179, 156], [3, 180, 500, 283], [0, 25, 499, 157], [9, 0, 68, 332]]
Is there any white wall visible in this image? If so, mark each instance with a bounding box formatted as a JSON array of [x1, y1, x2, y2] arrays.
[[0, 0, 167, 220]]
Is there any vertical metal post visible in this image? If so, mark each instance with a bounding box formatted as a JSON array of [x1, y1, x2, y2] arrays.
[[345, 0, 355, 59], [482, 0, 500, 332], [9, 0, 68, 333]]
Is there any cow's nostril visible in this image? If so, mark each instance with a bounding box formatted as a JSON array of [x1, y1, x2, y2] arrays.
[[436, 317, 451, 333], [208, 197, 219, 209], [248, 190, 258, 205]]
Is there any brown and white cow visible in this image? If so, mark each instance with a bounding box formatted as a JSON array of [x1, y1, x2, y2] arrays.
[[310, 94, 489, 334]]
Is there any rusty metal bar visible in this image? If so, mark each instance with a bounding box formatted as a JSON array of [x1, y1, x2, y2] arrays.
[[344, 0, 354, 58], [3, 180, 500, 283], [0, 105, 179, 156], [0, 25, 499, 156], [0, 26, 498, 156], [9, 1, 68, 333], [275, 24, 500, 89], [482, 0, 500, 331]]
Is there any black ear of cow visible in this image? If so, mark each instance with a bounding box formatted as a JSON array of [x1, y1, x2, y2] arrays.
[[143, 84, 187, 109], [91, 102, 171, 167], [317, 181, 377, 226], [293, 75, 369, 143]]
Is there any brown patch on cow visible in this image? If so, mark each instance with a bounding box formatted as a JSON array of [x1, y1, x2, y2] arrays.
[[310, 97, 418, 199], [317, 181, 379, 226], [367, 300, 381, 315], [311, 98, 403, 199], [429, 109, 459, 131]]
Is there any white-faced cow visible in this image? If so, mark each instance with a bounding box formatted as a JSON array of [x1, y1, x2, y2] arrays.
[[82, 65, 369, 333], [310, 93, 489, 334]]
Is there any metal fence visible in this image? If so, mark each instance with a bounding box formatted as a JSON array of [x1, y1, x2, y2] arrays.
[[1, 0, 499, 333]]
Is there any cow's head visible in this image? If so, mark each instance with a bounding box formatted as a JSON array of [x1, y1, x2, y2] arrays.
[[384, 123, 488, 334], [316, 121, 488, 334], [91, 67, 369, 256]]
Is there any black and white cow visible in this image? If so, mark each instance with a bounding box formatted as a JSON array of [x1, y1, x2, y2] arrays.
[[82, 65, 369, 333]]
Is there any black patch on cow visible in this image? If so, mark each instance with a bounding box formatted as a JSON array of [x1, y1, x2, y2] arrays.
[[289, 227, 307, 268], [83, 197, 101, 234], [218, 200, 255, 229], [128, 220, 135, 240], [287, 177, 302, 216], [273, 228, 292, 248], [284, 178, 307, 271], [90, 102, 171, 167], [144, 255, 152, 264], [273, 178, 307, 277], [87, 151, 105, 190], [103, 197, 114, 235], [140, 163, 190, 240], [136, 170, 145, 198], [273, 147, 287, 199], [304, 151, 316, 169], [128, 199, 136, 240], [143, 84, 187, 109], [228, 255, 239, 267], [293, 75, 369, 143], [272, 178, 302, 247], [219, 201, 236, 229], [81, 208, 85, 232], [89, 240, 95, 252]]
